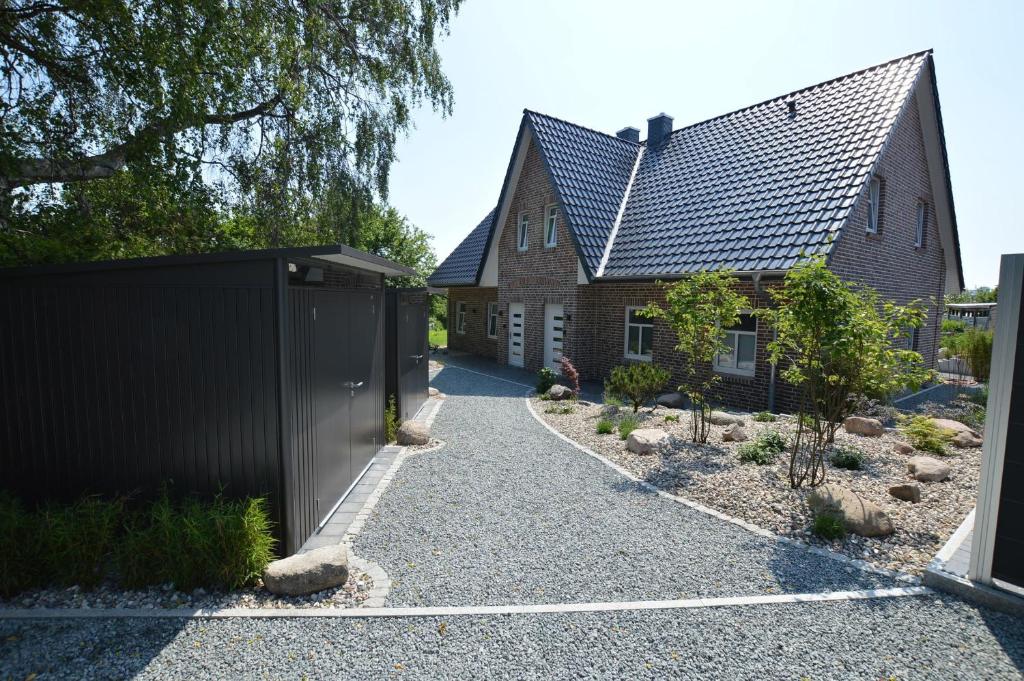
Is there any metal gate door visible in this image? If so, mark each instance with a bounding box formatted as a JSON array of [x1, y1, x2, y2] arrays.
[[313, 291, 352, 523], [397, 295, 428, 420], [348, 291, 382, 482]]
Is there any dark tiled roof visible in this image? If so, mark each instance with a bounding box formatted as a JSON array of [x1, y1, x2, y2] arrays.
[[525, 111, 640, 276], [602, 53, 928, 277], [426, 208, 495, 286]]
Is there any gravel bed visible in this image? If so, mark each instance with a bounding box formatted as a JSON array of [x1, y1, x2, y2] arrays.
[[1, 593, 1021, 679], [537, 400, 980, 575], [0, 568, 373, 611], [352, 366, 898, 608]]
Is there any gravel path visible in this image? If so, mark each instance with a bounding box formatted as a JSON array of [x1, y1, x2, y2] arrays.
[[353, 365, 898, 607], [2, 594, 1021, 679]]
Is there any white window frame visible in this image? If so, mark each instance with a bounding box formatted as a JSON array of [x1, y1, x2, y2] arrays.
[[623, 306, 654, 362], [486, 302, 498, 339], [714, 312, 756, 377], [455, 301, 466, 335], [915, 200, 926, 247], [866, 176, 881, 234], [517, 212, 529, 252], [544, 204, 558, 248]]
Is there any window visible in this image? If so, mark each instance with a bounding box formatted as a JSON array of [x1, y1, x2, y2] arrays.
[[715, 313, 757, 376], [909, 327, 919, 352], [915, 201, 927, 247], [456, 301, 466, 334], [544, 205, 558, 247], [624, 307, 653, 361], [486, 302, 498, 339], [867, 176, 881, 234], [517, 213, 529, 251]]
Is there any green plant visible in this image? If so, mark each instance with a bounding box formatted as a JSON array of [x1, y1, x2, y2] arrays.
[[618, 414, 639, 440], [942, 318, 968, 336], [757, 430, 788, 453], [604, 363, 671, 414], [664, 414, 680, 423], [385, 394, 400, 444], [544, 404, 575, 415], [829, 445, 865, 471], [537, 367, 557, 395], [753, 411, 777, 422], [812, 511, 847, 540], [559, 356, 581, 397], [603, 392, 623, 408], [963, 328, 993, 382], [41, 496, 123, 589], [901, 415, 954, 456], [0, 493, 46, 597], [596, 418, 615, 435], [736, 431, 787, 465], [641, 270, 747, 443]]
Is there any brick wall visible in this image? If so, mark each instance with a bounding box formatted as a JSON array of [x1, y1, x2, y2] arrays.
[[829, 89, 947, 369], [447, 287, 498, 359]]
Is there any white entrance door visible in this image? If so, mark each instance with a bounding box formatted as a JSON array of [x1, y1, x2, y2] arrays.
[[508, 302, 525, 367], [544, 304, 565, 372]]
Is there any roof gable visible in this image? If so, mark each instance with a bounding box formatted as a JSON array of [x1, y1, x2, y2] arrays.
[[426, 207, 495, 286]]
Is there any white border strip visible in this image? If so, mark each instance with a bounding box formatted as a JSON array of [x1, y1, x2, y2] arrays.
[[930, 507, 975, 569], [892, 381, 948, 405], [0, 587, 930, 620], [595, 145, 644, 278]]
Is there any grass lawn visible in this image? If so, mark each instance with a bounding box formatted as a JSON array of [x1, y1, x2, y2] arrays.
[[429, 328, 447, 347]]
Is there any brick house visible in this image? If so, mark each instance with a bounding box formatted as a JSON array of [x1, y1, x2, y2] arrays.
[[428, 51, 964, 411]]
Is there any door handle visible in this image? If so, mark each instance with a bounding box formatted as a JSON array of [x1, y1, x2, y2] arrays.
[[342, 381, 364, 388], [410, 354, 424, 361]]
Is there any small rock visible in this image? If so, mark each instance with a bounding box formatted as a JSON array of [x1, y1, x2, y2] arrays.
[[892, 442, 915, 455], [952, 430, 983, 448], [626, 428, 669, 455], [397, 420, 430, 446], [263, 545, 349, 596], [807, 483, 895, 537], [547, 384, 573, 401], [600, 404, 620, 418], [709, 411, 745, 427], [656, 392, 687, 409], [888, 483, 921, 503], [843, 416, 884, 437], [722, 423, 748, 442], [907, 455, 951, 482], [428, 387, 439, 397]]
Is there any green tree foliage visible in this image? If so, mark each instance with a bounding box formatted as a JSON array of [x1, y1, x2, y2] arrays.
[[604, 363, 670, 414], [756, 255, 933, 488], [641, 270, 747, 443], [946, 286, 998, 304]]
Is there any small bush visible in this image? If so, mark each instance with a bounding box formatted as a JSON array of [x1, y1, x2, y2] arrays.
[[544, 404, 575, 415], [536, 367, 557, 395], [559, 356, 581, 396], [0, 493, 45, 597], [813, 511, 847, 540], [901, 415, 954, 455], [605, 363, 671, 413], [603, 391, 623, 408], [664, 414, 680, 423], [41, 496, 124, 589], [385, 394, 400, 444], [964, 329, 993, 382], [753, 411, 777, 423], [618, 414, 639, 440], [596, 418, 614, 435], [830, 445, 865, 471], [737, 431, 787, 465], [757, 430, 788, 453]]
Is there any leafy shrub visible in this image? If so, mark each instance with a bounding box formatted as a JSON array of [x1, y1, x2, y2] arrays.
[[736, 431, 787, 465], [559, 356, 580, 396], [829, 445, 865, 471], [604, 363, 671, 413], [813, 511, 847, 540], [603, 391, 623, 408], [664, 414, 680, 423], [544, 404, 575, 415], [757, 430, 788, 453], [0, 493, 45, 597], [618, 414, 639, 440], [942, 318, 968, 336], [753, 411, 777, 423], [536, 367, 557, 395], [964, 329, 993, 382], [385, 394, 400, 444], [41, 496, 123, 589], [596, 418, 614, 435], [901, 415, 954, 455]]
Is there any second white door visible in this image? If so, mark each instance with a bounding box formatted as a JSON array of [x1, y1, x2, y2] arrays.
[[544, 303, 564, 372], [508, 302, 525, 367]]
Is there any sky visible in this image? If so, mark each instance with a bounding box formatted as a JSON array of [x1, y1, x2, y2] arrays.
[[386, 0, 1023, 289]]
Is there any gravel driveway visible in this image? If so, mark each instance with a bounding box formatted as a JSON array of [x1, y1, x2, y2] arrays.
[[353, 365, 897, 606]]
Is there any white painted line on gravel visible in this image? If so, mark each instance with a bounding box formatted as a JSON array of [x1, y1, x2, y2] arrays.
[[0, 586, 931, 620]]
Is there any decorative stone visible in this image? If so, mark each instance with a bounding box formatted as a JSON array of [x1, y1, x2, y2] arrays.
[[842, 416, 884, 437], [656, 392, 687, 409], [907, 455, 951, 482], [263, 545, 349, 596], [709, 411, 745, 427], [428, 387, 439, 397], [626, 428, 669, 455], [929, 418, 979, 438], [892, 442, 915, 455], [952, 430, 983, 448], [547, 384, 573, 401], [888, 483, 922, 503], [600, 404, 620, 418], [397, 420, 430, 446], [807, 483, 895, 537], [722, 424, 748, 442]]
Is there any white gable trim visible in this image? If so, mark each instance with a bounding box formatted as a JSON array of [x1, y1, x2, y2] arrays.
[[480, 127, 533, 287], [595, 145, 644, 278]]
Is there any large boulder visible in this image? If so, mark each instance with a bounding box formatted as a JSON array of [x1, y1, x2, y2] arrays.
[[263, 545, 349, 596], [722, 423, 748, 442], [397, 420, 430, 446], [930, 418, 979, 438], [843, 416, 884, 437], [626, 428, 669, 455], [547, 384, 574, 401], [907, 455, 951, 482], [888, 483, 922, 503], [952, 430, 983, 448], [656, 392, 687, 409], [709, 411, 745, 427], [807, 483, 895, 537]]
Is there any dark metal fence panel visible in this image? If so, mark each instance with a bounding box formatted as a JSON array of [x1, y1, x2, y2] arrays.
[[284, 287, 319, 554], [385, 289, 429, 421]]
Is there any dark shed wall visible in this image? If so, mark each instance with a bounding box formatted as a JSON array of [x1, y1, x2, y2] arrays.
[[0, 260, 283, 528]]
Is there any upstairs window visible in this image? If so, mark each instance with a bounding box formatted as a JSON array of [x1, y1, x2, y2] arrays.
[[544, 205, 558, 247], [517, 213, 529, 251], [715, 313, 756, 376], [915, 201, 927, 247], [867, 176, 881, 234], [624, 307, 653, 361], [487, 302, 498, 339], [456, 301, 466, 334]]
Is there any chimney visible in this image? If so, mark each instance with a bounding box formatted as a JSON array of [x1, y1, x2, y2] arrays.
[[616, 126, 640, 143], [646, 113, 673, 147]]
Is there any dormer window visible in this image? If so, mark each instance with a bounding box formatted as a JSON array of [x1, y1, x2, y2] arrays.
[[867, 176, 881, 234], [915, 201, 927, 247], [517, 213, 529, 251], [544, 205, 558, 247]]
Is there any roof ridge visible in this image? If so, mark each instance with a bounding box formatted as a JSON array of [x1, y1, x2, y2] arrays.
[[663, 49, 932, 140], [523, 108, 642, 146]]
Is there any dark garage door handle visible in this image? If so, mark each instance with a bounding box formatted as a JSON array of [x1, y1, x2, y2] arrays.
[[410, 354, 424, 361]]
